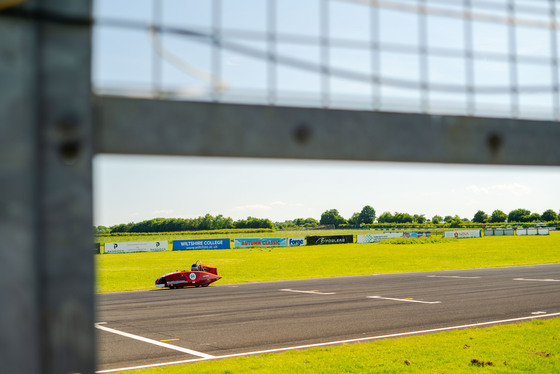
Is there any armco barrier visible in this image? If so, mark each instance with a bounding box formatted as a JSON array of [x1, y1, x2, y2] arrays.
[[490, 228, 514, 236], [234, 238, 287, 248], [173, 239, 230, 250], [307, 235, 353, 245], [538, 227, 550, 235], [104, 241, 168, 254], [519, 227, 550, 235]]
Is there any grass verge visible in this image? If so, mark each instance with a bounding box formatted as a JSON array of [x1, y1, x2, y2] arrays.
[[120, 317, 560, 373], [96, 231, 560, 373], [96, 232, 560, 293]]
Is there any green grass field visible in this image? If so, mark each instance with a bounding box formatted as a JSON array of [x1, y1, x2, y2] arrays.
[[124, 318, 560, 374], [96, 231, 560, 373], [96, 232, 560, 293]]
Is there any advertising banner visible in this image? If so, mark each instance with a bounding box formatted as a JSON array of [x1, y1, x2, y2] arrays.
[[173, 238, 230, 250], [357, 233, 402, 243], [444, 230, 481, 239], [288, 237, 305, 247], [104, 241, 168, 254], [307, 235, 353, 245], [404, 232, 431, 238], [234, 238, 287, 248]]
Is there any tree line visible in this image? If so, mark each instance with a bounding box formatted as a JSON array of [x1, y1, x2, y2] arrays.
[[95, 206, 559, 234], [97, 215, 274, 234]]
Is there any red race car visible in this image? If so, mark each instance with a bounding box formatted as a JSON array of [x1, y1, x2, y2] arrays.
[[155, 261, 222, 289]]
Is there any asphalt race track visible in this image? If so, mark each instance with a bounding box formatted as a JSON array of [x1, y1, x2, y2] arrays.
[[96, 263, 560, 373]]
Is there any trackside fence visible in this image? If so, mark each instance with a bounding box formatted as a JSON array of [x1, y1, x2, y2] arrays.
[[96, 228, 553, 253]]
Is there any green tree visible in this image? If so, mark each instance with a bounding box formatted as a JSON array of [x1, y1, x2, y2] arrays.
[[110, 222, 133, 233], [508, 208, 531, 223], [276, 220, 296, 229], [163, 218, 187, 231], [235, 217, 273, 229], [393, 212, 413, 223], [542, 209, 558, 222], [292, 218, 318, 227], [529, 213, 541, 222], [94, 226, 110, 235], [198, 214, 214, 230], [432, 215, 442, 224], [377, 212, 393, 223], [358, 205, 376, 225], [472, 210, 488, 223], [490, 209, 507, 223], [303, 218, 319, 226], [348, 212, 361, 226], [320, 209, 347, 227], [212, 214, 233, 229], [450, 218, 464, 228], [443, 215, 454, 223], [413, 214, 426, 224]]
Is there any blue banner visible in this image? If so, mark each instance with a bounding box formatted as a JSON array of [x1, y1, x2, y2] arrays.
[[173, 238, 230, 250], [234, 238, 287, 248]]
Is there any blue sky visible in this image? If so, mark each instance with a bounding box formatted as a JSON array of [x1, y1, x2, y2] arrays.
[[93, 155, 559, 226], [92, 0, 560, 226]]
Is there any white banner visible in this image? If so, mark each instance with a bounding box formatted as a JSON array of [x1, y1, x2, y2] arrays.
[[357, 233, 403, 243], [104, 241, 168, 254], [444, 230, 481, 239]]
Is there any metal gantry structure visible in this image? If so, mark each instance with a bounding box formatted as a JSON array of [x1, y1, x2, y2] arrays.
[[1, 0, 560, 373]]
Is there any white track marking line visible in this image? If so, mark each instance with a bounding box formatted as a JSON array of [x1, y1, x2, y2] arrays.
[[367, 296, 441, 304], [279, 288, 336, 295], [513, 278, 560, 282], [95, 312, 560, 373], [95, 323, 215, 359], [427, 275, 481, 279]]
